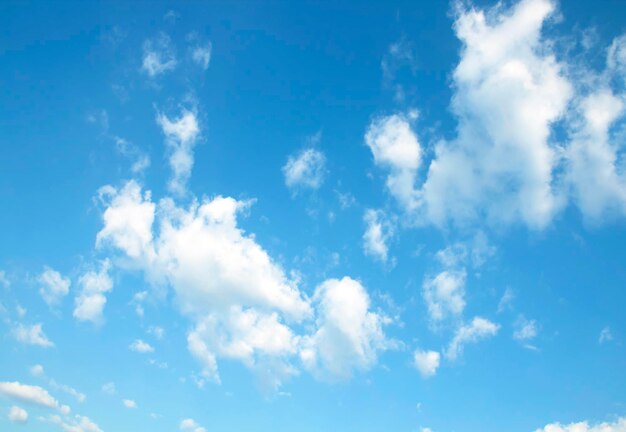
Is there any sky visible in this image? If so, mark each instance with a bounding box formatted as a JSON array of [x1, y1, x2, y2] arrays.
[[1, 0, 626, 431]]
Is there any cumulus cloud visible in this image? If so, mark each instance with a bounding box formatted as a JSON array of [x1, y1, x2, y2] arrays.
[[129, 339, 155, 353], [535, 417, 626, 432], [12, 323, 54, 348], [362, 209, 394, 264], [0, 382, 59, 409], [413, 349, 440, 378], [8, 406, 28, 424], [180, 418, 207, 432], [46, 414, 103, 432], [446, 317, 499, 361], [38, 267, 70, 307], [367, 0, 626, 229], [422, 270, 466, 324], [157, 109, 200, 196], [142, 33, 177, 77], [513, 316, 539, 343], [282, 147, 326, 192], [300, 277, 391, 381], [73, 260, 113, 324], [364, 113, 421, 212]]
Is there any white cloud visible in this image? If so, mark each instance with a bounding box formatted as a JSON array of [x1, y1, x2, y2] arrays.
[[46, 414, 103, 432], [513, 317, 538, 342], [101, 382, 116, 395], [535, 417, 626, 432], [148, 326, 165, 340], [30, 364, 44, 377], [129, 339, 155, 353], [49, 380, 85, 404], [364, 113, 421, 212], [122, 399, 137, 409], [446, 317, 499, 361], [157, 109, 200, 196], [413, 349, 440, 378], [599, 326, 613, 344], [114, 137, 150, 174], [497, 287, 515, 313], [300, 277, 391, 381], [422, 270, 466, 324], [192, 43, 212, 70], [142, 34, 177, 77], [362, 209, 394, 264], [38, 267, 70, 307], [12, 323, 54, 348], [282, 147, 326, 191], [73, 260, 113, 324], [0, 382, 59, 409], [180, 418, 207, 432], [8, 406, 28, 424]]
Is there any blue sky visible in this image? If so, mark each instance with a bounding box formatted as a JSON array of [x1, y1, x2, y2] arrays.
[[1, 0, 626, 431]]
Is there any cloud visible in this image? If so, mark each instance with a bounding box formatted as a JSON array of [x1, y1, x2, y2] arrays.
[[362, 209, 394, 264], [192, 43, 212, 70], [535, 417, 626, 432], [122, 399, 137, 409], [413, 349, 440, 378], [300, 277, 391, 381], [497, 287, 515, 313], [46, 414, 103, 432], [12, 323, 54, 347], [599, 326, 613, 344], [101, 382, 116, 395], [513, 316, 539, 342], [148, 326, 165, 340], [8, 406, 28, 424], [282, 147, 326, 192], [364, 113, 421, 213], [0, 382, 58, 409], [129, 339, 155, 353], [142, 33, 177, 77], [180, 418, 207, 432], [157, 109, 200, 196], [30, 364, 44, 377], [422, 270, 466, 324], [0, 270, 9, 288], [38, 267, 70, 307], [446, 317, 499, 361], [73, 260, 113, 324], [114, 137, 150, 174]]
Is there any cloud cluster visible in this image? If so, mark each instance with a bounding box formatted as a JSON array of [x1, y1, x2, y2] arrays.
[[283, 147, 326, 192], [536, 417, 626, 432], [73, 260, 113, 324], [365, 0, 626, 229], [95, 179, 390, 388], [38, 267, 70, 307]]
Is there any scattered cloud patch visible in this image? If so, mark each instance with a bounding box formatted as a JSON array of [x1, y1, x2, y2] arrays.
[[129, 339, 155, 353], [12, 323, 54, 348], [0, 382, 59, 409], [122, 399, 137, 409], [38, 267, 70, 307], [73, 260, 113, 324], [180, 418, 207, 432], [446, 317, 499, 361], [413, 349, 440, 378], [599, 326, 613, 344], [422, 270, 466, 324], [363, 209, 394, 264], [283, 147, 326, 192], [192, 43, 212, 70], [535, 417, 626, 432], [8, 406, 28, 424], [142, 34, 177, 77]]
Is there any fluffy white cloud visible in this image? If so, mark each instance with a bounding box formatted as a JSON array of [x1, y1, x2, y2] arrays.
[[180, 418, 207, 432], [30, 364, 44, 377], [73, 260, 113, 324], [413, 349, 440, 378], [8, 406, 28, 424], [192, 43, 212, 70], [536, 417, 626, 432], [0, 382, 58, 409], [282, 147, 326, 191], [157, 109, 200, 196], [122, 399, 137, 409], [12, 323, 54, 348], [446, 317, 499, 361], [300, 277, 391, 380], [142, 33, 177, 77], [38, 267, 70, 307], [422, 270, 466, 324], [362, 209, 394, 264], [129, 339, 155, 353], [364, 113, 421, 212]]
